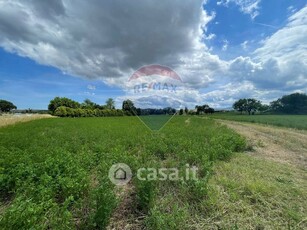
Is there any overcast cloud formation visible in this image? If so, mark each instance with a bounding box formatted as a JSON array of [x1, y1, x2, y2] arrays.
[[0, 0, 306, 108]]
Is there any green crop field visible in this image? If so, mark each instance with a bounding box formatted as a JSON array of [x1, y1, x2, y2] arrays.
[[210, 114, 307, 130], [0, 116, 245, 229]]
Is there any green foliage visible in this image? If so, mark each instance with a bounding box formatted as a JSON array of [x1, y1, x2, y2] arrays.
[[233, 93, 307, 115], [90, 182, 117, 229], [49, 97, 123, 117], [105, 98, 115, 110], [0, 99, 17, 112], [146, 203, 190, 230], [53, 106, 124, 117], [54, 106, 68, 117], [135, 179, 156, 212], [80, 99, 106, 110], [0, 150, 89, 229], [233, 98, 262, 115], [195, 104, 215, 114], [184, 107, 189, 114], [0, 116, 246, 229], [48, 97, 80, 113], [122, 99, 136, 115], [270, 93, 307, 114]]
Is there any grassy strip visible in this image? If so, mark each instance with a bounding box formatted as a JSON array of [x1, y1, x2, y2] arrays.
[[195, 153, 307, 229], [209, 114, 307, 130]]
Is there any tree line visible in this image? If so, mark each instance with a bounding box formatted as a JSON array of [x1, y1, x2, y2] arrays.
[[1, 92, 306, 116], [48, 97, 216, 117], [49, 97, 125, 117], [233, 93, 307, 115], [48, 97, 179, 117]]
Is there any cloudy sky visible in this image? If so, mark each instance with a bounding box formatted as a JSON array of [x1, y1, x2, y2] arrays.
[[0, 0, 306, 109]]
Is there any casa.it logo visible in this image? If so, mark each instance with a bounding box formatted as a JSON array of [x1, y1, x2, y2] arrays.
[[128, 64, 182, 94]]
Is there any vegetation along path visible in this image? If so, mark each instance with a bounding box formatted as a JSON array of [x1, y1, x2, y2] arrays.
[[217, 120, 307, 169], [196, 119, 307, 228]]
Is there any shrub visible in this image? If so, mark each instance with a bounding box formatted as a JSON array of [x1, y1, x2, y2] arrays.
[[54, 106, 68, 117]]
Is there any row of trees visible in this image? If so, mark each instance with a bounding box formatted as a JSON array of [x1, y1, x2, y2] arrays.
[[2, 92, 306, 116], [270, 93, 307, 114], [54, 106, 124, 117], [49, 97, 129, 117], [48, 97, 115, 113], [49, 98, 180, 117], [233, 93, 307, 115]]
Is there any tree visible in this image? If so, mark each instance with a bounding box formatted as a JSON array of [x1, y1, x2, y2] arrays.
[[233, 99, 246, 114], [48, 97, 80, 113], [270, 99, 282, 112], [0, 99, 17, 112], [179, 109, 184, 115], [122, 100, 136, 115], [207, 107, 215, 114], [233, 98, 262, 115], [203, 104, 210, 114], [195, 104, 214, 115], [82, 99, 96, 109], [195, 105, 202, 115], [245, 99, 262, 115], [106, 98, 115, 109], [258, 104, 270, 112], [163, 107, 176, 115], [270, 93, 307, 114], [184, 107, 189, 114]]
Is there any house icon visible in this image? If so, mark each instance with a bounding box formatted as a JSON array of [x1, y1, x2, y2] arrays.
[[114, 167, 127, 180], [109, 163, 132, 185]]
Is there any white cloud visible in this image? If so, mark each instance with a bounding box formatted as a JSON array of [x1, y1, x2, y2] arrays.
[[287, 5, 297, 13], [217, 0, 261, 19], [0, 0, 213, 82], [205, 33, 216, 40], [222, 39, 229, 51], [241, 40, 248, 50], [0, 1, 306, 109], [251, 6, 307, 89], [87, 84, 96, 90]]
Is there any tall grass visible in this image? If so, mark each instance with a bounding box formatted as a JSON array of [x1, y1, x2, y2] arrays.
[[0, 114, 53, 128]]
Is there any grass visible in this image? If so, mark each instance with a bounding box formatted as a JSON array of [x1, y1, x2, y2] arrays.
[[0, 116, 245, 229], [210, 113, 307, 130], [198, 153, 307, 229], [0, 114, 53, 128]]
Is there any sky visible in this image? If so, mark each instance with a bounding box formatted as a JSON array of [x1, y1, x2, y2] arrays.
[[0, 0, 306, 109]]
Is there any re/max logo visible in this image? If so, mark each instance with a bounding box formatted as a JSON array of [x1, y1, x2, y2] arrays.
[[134, 82, 177, 93]]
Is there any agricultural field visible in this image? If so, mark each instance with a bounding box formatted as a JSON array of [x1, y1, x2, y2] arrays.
[[1, 116, 306, 229], [210, 113, 307, 130], [0, 116, 246, 229]]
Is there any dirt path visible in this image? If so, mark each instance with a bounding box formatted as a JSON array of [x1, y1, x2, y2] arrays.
[[107, 184, 144, 230], [217, 120, 307, 169]]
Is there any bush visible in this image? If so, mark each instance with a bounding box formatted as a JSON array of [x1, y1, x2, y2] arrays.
[[53, 107, 126, 118], [54, 106, 68, 117]]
